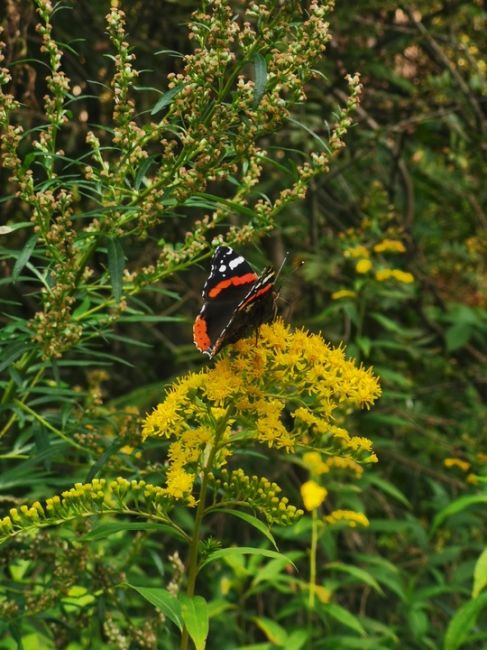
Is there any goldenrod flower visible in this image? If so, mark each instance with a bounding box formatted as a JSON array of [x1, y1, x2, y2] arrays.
[[301, 480, 327, 511], [344, 245, 369, 258], [302, 451, 329, 475], [375, 268, 414, 284], [444, 457, 471, 472], [373, 239, 406, 254], [142, 320, 381, 503], [355, 258, 372, 274], [324, 509, 369, 528], [331, 289, 356, 300]]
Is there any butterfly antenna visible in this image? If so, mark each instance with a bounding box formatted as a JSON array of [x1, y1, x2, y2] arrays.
[[274, 251, 289, 281]]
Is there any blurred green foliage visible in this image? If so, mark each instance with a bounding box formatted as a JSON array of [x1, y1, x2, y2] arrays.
[[1, 0, 486, 648]]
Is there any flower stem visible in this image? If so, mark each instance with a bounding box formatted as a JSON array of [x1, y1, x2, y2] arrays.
[[179, 415, 228, 650], [309, 508, 318, 609]]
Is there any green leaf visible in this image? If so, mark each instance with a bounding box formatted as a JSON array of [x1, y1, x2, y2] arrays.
[[0, 341, 29, 373], [371, 312, 404, 333], [127, 584, 183, 630], [446, 323, 472, 351], [356, 336, 371, 357], [80, 521, 184, 542], [432, 495, 487, 532], [252, 557, 291, 586], [180, 595, 209, 650], [218, 509, 277, 549], [253, 617, 287, 646], [151, 85, 182, 115], [322, 602, 366, 636], [325, 561, 384, 594], [473, 548, 487, 598], [444, 592, 487, 650], [285, 629, 308, 650], [12, 234, 38, 281], [0, 222, 33, 235], [252, 53, 267, 107], [366, 475, 411, 508], [106, 237, 125, 302], [199, 547, 294, 571]]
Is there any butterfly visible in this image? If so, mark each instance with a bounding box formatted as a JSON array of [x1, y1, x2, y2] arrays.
[[193, 246, 277, 358]]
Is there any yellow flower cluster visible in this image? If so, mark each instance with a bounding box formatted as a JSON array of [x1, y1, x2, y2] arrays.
[[355, 258, 372, 274], [142, 320, 381, 501], [344, 245, 369, 259], [324, 509, 369, 528], [302, 451, 364, 478], [331, 289, 356, 301], [0, 477, 186, 543], [373, 239, 406, 253], [375, 268, 414, 284], [444, 457, 471, 472], [301, 480, 327, 511]]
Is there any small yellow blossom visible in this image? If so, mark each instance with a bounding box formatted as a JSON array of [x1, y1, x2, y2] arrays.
[[355, 258, 372, 274], [315, 585, 332, 603], [325, 456, 363, 477], [344, 245, 369, 258], [166, 468, 195, 499], [375, 268, 414, 284], [324, 509, 369, 528], [302, 451, 329, 475], [373, 239, 406, 254], [301, 480, 327, 511], [331, 289, 356, 300], [444, 457, 471, 472], [466, 473, 479, 485]]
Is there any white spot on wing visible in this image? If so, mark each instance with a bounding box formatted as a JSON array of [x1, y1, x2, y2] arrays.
[[219, 264, 226, 272], [229, 255, 245, 270]]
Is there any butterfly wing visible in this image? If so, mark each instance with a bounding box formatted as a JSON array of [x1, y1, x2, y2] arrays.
[[193, 247, 259, 356]]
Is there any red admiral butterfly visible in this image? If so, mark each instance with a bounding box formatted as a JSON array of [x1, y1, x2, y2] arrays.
[[193, 246, 277, 358]]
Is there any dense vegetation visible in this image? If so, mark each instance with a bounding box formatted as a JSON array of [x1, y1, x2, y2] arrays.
[[1, 1, 486, 648]]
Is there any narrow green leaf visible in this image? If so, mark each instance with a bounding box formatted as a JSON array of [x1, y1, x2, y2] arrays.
[[0, 341, 29, 373], [151, 85, 182, 115], [199, 547, 294, 571], [325, 561, 384, 594], [218, 509, 277, 549], [127, 584, 183, 630], [432, 495, 487, 532], [180, 595, 209, 650], [253, 617, 287, 646], [444, 592, 487, 650], [253, 53, 267, 107], [473, 548, 487, 598], [371, 312, 403, 334], [366, 475, 411, 508], [356, 336, 371, 357], [446, 323, 472, 351], [286, 629, 308, 650], [252, 557, 290, 586], [0, 222, 33, 235], [106, 237, 125, 302], [12, 234, 38, 281], [322, 602, 366, 636], [81, 521, 182, 542]]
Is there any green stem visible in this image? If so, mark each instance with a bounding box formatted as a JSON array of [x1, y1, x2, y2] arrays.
[[13, 399, 88, 452], [0, 351, 44, 438], [180, 415, 228, 650], [309, 508, 318, 610]]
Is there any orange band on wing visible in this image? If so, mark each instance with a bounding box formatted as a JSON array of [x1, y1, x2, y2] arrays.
[[239, 282, 273, 309], [193, 314, 211, 352], [208, 272, 258, 298]]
